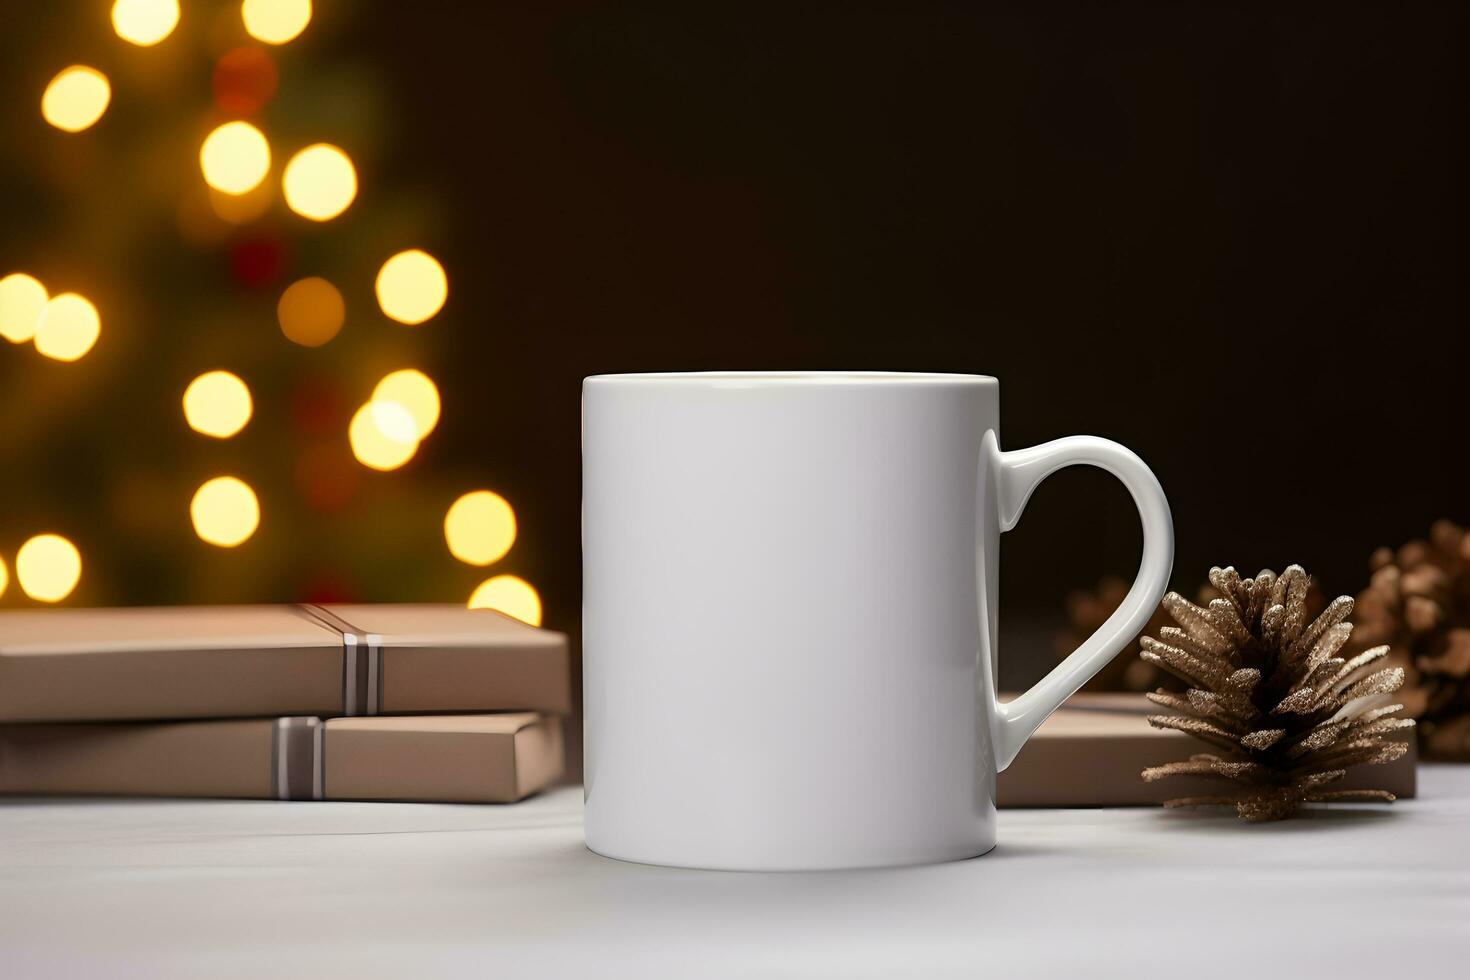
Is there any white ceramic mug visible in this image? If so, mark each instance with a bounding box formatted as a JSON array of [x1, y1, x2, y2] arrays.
[[582, 372, 1172, 870]]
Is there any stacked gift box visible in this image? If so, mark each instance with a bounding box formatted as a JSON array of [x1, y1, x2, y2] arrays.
[[1, 604, 1414, 806], [0, 604, 571, 803]]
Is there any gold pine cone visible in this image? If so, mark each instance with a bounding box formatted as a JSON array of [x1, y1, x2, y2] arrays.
[[1140, 565, 1413, 821]]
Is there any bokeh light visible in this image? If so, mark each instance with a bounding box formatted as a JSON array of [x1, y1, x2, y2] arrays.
[[213, 46, 278, 115], [200, 121, 271, 195], [35, 293, 101, 362], [444, 490, 517, 566], [111, 0, 180, 46], [375, 249, 447, 325], [468, 575, 542, 626], [228, 235, 284, 287], [348, 401, 418, 471], [277, 276, 344, 346], [0, 273, 49, 344], [183, 371, 253, 438], [282, 144, 357, 221], [373, 369, 440, 439], [370, 400, 418, 444], [242, 0, 312, 45], [191, 476, 261, 547], [41, 66, 111, 133], [16, 534, 82, 603], [0, 554, 8, 599]]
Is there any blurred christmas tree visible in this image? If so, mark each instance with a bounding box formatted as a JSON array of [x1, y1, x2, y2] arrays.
[[0, 0, 541, 625]]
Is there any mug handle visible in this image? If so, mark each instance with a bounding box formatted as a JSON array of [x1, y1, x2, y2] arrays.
[[984, 433, 1174, 771]]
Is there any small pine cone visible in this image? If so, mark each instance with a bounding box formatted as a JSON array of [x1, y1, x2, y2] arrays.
[[1140, 565, 1413, 821], [1349, 520, 1470, 759]]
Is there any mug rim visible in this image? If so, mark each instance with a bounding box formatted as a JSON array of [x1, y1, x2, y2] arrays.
[[584, 371, 997, 386]]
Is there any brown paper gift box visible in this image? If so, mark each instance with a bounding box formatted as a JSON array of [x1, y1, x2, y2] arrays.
[[997, 693, 1417, 807], [0, 604, 570, 723], [0, 713, 564, 803]]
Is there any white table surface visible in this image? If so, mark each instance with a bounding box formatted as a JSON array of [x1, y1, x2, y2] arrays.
[[3, 767, 1466, 979]]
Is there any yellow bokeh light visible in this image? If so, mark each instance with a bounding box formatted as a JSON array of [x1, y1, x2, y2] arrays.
[[375, 249, 447, 325], [200, 121, 271, 195], [111, 0, 180, 46], [35, 293, 101, 362], [348, 401, 419, 471], [183, 370, 253, 438], [444, 490, 517, 566], [242, 0, 312, 45], [0, 273, 49, 344], [468, 575, 542, 627], [191, 476, 261, 547], [41, 66, 111, 133], [373, 369, 440, 440], [0, 554, 8, 599], [16, 534, 82, 603], [282, 144, 357, 221], [370, 400, 419, 444], [277, 276, 344, 347]]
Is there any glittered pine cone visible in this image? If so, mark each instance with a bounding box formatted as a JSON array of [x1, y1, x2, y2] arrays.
[[1140, 565, 1412, 821]]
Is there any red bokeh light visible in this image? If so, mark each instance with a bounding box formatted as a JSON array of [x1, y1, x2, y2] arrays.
[[229, 235, 286, 287], [213, 46, 279, 116], [298, 573, 356, 606]]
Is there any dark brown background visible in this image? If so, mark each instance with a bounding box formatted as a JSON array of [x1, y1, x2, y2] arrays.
[[380, 2, 1464, 679]]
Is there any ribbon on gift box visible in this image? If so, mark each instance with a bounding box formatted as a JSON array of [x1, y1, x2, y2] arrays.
[[295, 604, 383, 717], [263, 712, 563, 803], [271, 716, 326, 801]]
